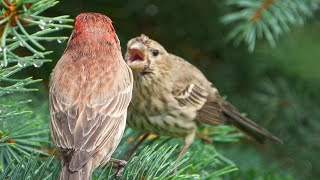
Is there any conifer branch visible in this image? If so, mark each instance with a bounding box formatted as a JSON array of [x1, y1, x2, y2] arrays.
[[0, 0, 72, 171], [221, 0, 320, 52], [251, 0, 276, 23]]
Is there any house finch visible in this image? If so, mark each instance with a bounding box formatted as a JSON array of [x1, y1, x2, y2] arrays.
[[125, 34, 282, 157], [49, 12, 133, 180]]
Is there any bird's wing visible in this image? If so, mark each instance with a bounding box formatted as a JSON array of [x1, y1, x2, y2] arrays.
[[172, 83, 209, 111], [169, 54, 211, 112], [169, 55, 282, 143], [197, 97, 230, 126], [172, 81, 228, 125], [169, 54, 228, 125], [50, 64, 132, 171]]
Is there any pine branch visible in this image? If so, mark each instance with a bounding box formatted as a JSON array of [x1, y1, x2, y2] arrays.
[[117, 145, 192, 180], [0, 0, 73, 67], [0, 0, 72, 171], [1, 144, 237, 179], [0, 1, 243, 179], [221, 0, 320, 52], [117, 129, 238, 179], [198, 125, 243, 143], [0, 99, 50, 171], [0, 154, 59, 179]]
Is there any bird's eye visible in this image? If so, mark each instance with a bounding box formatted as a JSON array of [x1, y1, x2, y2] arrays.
[[152, 49, 159, 57]]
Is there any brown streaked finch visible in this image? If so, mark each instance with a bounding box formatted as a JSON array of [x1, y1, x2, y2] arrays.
[[49, 13, 133, 180], [124, 34, 282, 158]]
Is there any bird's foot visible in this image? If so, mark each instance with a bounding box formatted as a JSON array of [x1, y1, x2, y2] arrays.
[[197, 128, 213, 144], [110, 158, 127, 180]]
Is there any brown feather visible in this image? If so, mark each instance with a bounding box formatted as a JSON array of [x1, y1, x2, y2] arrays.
[[219, 100, 283, 144], [49, 12, 133, 179], [197, 96, 283, 144], [125, 34, 282, 160]]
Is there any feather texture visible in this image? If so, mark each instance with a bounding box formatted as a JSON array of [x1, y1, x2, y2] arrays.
[[125, 34, 282, 153], [49, 13, 133, 180]]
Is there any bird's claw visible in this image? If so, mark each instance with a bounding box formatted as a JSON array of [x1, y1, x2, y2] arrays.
[[110, 158, 127, 180]]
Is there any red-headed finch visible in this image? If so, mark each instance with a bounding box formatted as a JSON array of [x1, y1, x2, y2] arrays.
[[49, 12, 133, 180], [125, 34, 282, 157]]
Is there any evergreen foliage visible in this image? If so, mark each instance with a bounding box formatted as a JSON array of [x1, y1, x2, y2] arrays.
[[1, 0, 319, 179], [0, 0, 239, 179], [221, 0, 320, 52], [0, 0, 72, 173]]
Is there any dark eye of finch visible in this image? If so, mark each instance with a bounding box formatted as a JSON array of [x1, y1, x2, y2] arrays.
[[152, 49, 159, 56]]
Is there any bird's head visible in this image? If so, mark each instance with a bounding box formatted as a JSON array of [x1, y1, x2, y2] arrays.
[[68, 12, 120, 50], [125, 34, 169, 76]]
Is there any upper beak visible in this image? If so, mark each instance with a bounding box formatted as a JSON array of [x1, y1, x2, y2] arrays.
[[129, 42, 144, 52]]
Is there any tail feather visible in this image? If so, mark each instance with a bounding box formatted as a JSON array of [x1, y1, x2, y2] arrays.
[[60, 159, 94, 180], [197, 98, 283, 144], [220, 101, 283, 144]]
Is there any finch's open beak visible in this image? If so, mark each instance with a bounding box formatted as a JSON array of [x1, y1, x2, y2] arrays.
[[126, 43, 146, 70]]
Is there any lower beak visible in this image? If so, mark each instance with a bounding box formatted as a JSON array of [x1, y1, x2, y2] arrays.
[[127, 60, 145, 70]]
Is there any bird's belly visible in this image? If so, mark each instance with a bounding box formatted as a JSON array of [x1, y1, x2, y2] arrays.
[[127, 112, 197, 138]]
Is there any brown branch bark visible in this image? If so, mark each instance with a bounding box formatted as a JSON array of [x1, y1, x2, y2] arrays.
[[251, 0, 276, 23]]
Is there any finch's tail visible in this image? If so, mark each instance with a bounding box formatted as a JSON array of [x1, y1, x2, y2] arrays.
[[198, 98, 282, 144], [220, 100, 283, 144], [59, 159, 93, 180]]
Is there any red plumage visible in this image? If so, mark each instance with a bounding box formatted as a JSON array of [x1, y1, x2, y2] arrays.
[[49, 12, 133, 180]]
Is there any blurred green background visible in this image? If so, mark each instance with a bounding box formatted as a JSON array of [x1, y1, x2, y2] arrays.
[[25, 1, 320, 179]]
